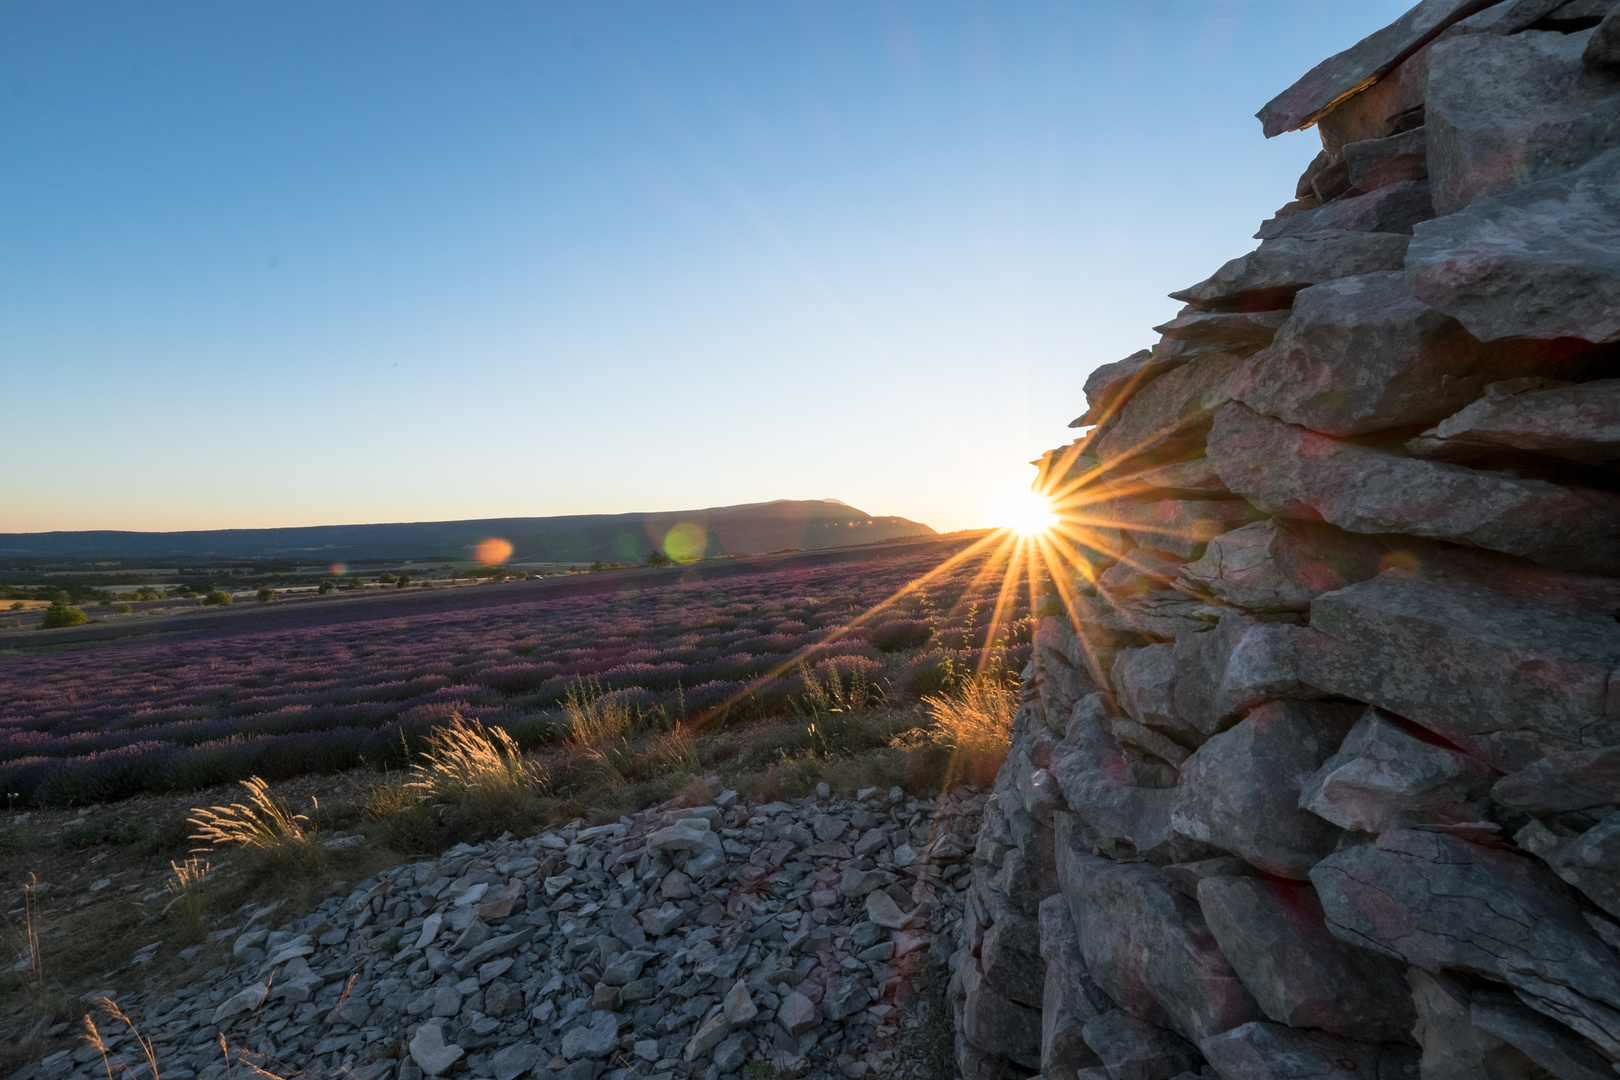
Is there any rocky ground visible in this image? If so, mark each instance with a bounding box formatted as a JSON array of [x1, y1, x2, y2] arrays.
[[11, 782, 982, 1080]]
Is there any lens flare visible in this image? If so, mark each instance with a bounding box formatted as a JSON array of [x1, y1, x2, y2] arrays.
[[996, 491, 1059, 536], [328, 563, 347, 576], [474, 538, 513, 565], [663, 522, 707, 563]]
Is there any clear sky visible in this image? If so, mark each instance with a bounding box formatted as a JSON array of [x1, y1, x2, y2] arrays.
[[1, 1, 1410, 535]]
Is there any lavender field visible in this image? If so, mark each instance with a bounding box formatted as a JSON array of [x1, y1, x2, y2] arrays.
[[0, 538, 1033, 807]]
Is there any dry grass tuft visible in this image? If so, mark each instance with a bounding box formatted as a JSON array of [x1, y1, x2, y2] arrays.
[[921, 676, 1016, 787], [162, 857, 212, 941], [188, 777, 316, 850], [188, 777, 331, 883], [406, 713, 537, 805]]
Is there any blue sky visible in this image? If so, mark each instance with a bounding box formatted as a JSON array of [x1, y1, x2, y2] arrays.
[[1, 1, 1410, 534]]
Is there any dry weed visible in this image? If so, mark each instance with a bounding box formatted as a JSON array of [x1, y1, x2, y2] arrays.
[[921, 676, 1016, 786], [162, 857, 211, 941], [188, 777, 330, 883], [406, 713, 537, 805]]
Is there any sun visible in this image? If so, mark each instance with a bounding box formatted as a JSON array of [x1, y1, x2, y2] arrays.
[[996, 490, 1059, 535]]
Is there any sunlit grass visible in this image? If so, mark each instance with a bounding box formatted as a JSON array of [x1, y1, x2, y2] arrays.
[[188, 776, 331, 882]]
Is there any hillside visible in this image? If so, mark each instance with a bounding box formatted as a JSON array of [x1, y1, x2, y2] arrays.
[[0, 499, 935, 565]]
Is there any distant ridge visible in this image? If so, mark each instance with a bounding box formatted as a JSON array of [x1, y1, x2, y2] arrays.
[[0, 499, 936, 564]]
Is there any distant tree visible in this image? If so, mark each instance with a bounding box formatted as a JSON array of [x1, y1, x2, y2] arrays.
[[115, 603, 134, 614], [41, 592, 88, 628], [204, 589, 233, 606], [378, 572, 396, 583], [256, 588, 276, 603], [396, 574, 411, 588], [8, 601, 22, 611], [644, 551, 674, 568], [318, 581, 334, 595]]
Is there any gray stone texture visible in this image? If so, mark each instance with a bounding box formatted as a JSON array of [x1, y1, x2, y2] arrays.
[[1410, 376, 1620, 467], [1312, 829, 1620, 1057], [1299, 707, 1497, 836], [1238, 271, 1596, 437], [1178, 518, 1394, 613], [1425, 29, 1620, 216], [1056, 831, 1263, 1043], [1492, 746, 1620, 815], [1170, 700, 1361, 878], [1294, 551, 1620, 772], [1207, 402, 1620, 575], [1195, 875, 1414, 1042], [1170, 231, 1411, 313], [1408, 149, 1620, 344]]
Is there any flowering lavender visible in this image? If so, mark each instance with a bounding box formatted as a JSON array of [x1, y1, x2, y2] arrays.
[[0, 542, 1033, 805]]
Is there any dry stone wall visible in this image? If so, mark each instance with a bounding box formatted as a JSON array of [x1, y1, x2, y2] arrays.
[[952, 3, 1620, 1079]]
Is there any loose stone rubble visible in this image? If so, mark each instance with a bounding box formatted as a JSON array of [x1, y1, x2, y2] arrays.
[[16, 784, 981, 1080], [956, 2, 1620, 1078]]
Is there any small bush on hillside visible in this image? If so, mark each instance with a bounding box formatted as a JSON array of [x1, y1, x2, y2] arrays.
[[378, 572, 396, 583], [870, 618, 933, 652], [255, 588, 275, 603], [318, 581, 334, 595], [204, 590, 233, 606], [114, 603, 134, 614], [40, 597, 88, 628]]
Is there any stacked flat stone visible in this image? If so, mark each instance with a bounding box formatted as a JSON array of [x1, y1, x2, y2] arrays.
[[17, 784, 982, 1080], [953, 2, 1620, 1078]]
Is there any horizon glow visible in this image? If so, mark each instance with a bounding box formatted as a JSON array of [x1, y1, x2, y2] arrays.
[[0, 1, 1412, 536]]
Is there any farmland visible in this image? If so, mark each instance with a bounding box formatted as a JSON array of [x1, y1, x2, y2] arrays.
[[0, 534, 1036, 808]]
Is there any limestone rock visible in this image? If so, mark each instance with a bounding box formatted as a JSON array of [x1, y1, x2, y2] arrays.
[[1587, 2, 1620, 64], [778, 990, 820, 1036], [1086, 352, 1251, 476], [864, 889, 909, 929], [960, 952, 1043, 1071], [1239, 271, 1592, 437], [1410, 148, 1620, 344], [1080, 1010, 1201, 1080], [560, 1011, 621, 1060], [1295, 551, 1620, 771], [1199, 1020, 1420, 1080], [1152, 309, 1290, 357], [1104, 498, 1263, 560], [1344, 126, 1429, 191], [1207, 402, 1620, 575], [1492, 746, 1620, 814], [1075, 347, 1187, 429], [684, 1013, 730, 1062], [488, 1043, 541, 1080], [1471, 989, 1620, 1080], [1409, 968, 1547, 1080], [1299, 707, 1497, 835], [1171, 231, 1410, 313], [1055, 835, 1262, 1043], [1105, 457, 1230, 498], [1546, 814, 1620, 920], [1256, 179, 1434, 240], [1049, 697, 1181, 859], [1312, 829, 1620, 1057], [1171, 700, 1360, 878], [1196, 875, 1414, 1042], [1409, 377, 1620, 466], [1167, 616, 1324, 742], [1426, 29, 1620, 216], [1255, 0, 1498, 137], [1038, 894, 1106, 1076], [1178, 519, 1393, 614], [408, 1024, 464, 1077]]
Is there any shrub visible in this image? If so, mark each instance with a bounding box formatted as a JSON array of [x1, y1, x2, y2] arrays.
[[204, 590, 233, 606], [115, 603, 134, 614], [256, 588, 276, 603], [40, 595, 87, 628], [870, 618, 933, 653], [318, 581, 334, 595], [396, 574, 411, 588], [7, 600, 22, 611], [378, 572, 396, 584]]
